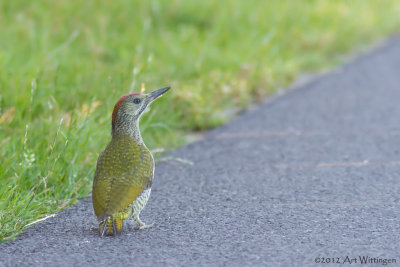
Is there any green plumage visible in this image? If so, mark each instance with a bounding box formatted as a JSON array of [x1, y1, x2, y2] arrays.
[[92, 134, 154, 234], [92, 86, 170, 236]]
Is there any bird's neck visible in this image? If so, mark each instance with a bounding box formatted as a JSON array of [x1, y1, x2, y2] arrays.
[[111, 115, 144, 145]]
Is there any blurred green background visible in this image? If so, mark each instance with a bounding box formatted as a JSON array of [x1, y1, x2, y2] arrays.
[[1, 0, 400, 240]]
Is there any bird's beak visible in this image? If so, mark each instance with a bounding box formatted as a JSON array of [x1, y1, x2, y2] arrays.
[[148, 86, 171, 101]]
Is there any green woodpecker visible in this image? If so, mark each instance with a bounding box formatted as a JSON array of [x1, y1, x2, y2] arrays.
[[92, 86, 170, 237]]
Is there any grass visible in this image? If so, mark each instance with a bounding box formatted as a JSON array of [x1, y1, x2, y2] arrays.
[[1, 0, 400, 241]]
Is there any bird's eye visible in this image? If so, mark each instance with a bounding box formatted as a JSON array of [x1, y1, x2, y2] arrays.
[[133, 98, 141, 104]]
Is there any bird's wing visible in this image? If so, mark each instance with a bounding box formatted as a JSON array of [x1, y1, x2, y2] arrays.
[[92, 136, 154, 218]]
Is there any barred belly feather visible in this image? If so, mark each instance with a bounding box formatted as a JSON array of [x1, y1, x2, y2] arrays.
[[130, 188, 151, 221]]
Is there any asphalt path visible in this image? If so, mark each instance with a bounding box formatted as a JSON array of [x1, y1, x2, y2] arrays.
[[2, 36, 400, 266]]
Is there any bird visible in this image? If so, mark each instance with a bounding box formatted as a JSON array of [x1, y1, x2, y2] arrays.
[[92, 86, 170, 237]]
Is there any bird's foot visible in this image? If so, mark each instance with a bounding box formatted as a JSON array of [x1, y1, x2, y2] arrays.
[[133, 219, 155, 230]]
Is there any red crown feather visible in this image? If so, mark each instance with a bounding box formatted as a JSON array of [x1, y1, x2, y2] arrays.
[[111, 93, 140, 124]]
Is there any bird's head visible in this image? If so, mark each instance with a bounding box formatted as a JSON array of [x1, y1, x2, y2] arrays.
[[112, 86, 170, 131]]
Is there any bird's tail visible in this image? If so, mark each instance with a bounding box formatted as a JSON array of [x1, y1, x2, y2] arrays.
[[99, 216, 123, 237]]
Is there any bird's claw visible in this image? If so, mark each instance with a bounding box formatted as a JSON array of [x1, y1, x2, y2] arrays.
[[134, 222, 155, 230]]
